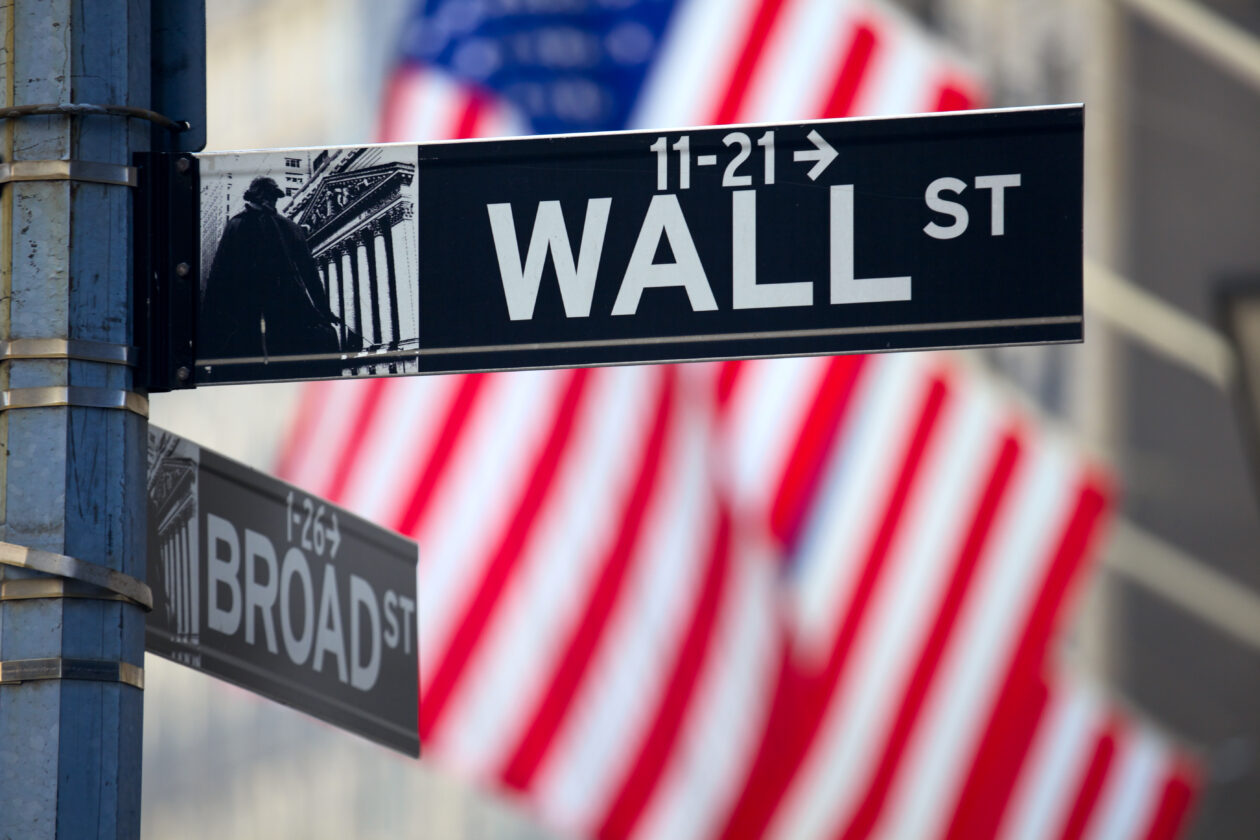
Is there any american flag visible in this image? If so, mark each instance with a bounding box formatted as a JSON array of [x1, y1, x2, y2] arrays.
[[279, 1, 1199, 837]]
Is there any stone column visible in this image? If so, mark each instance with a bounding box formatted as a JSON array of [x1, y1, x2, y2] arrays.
[[343, 246, 362, 347], [378, 220, 402, 348], [387, 205, 420, 345], [358, 229, 383, 346], [317, 259, 331, 310], [325, 255, 345, 347]]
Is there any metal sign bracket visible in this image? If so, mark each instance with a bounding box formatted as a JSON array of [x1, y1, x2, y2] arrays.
[[134, 152, 200, 393]]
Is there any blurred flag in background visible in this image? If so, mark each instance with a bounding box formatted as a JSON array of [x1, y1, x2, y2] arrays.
[[279, 1, 1199, 837]]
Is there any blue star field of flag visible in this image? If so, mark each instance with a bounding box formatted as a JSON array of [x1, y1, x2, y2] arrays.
[[397, 0, 680, 134]]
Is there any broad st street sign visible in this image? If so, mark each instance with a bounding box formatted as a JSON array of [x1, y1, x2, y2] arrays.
[[145, 427, 420, 756], [138, 105, 1082, 390]]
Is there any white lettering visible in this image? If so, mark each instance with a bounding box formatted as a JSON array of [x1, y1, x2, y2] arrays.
[[206, 513, 241, 635], [974, 173, 1021, 235], [731, 190, 812, 309], [831, 185, 912, 304], [487, 198, 611, 320], [350, 575, 382, 691], [312, 564, 348, 683], [923, 176, 969, 240], [397, 596, 416, 656], [243, 529, 279, 653], [613, 193, 716, 315], [383, 590, 400, 650], [280, 546, 315, 665], [200, 515, 404, 690]]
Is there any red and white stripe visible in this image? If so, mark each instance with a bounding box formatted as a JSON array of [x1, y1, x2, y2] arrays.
[[1000, 678, 1108, 840], [995, 676, 1199, 840], [274, 2, 1201, 838], [630, 0, 982, 131], [277, 377, 383, 500], [867, 418, 1099, 840], [771, 359, 1014, 840], [427, 366, 664, 775], [706, 353, 1094, 839], [415, 369, 587, 714], [628, 0, 766, 130], [627, 544, 778, 840], [525, 374, 730, 833], [380, 65, 527, 143]]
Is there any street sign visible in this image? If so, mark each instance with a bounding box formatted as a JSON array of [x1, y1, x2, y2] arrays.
[[143, 105, 1082, 390], [145, 426, 420, 756]]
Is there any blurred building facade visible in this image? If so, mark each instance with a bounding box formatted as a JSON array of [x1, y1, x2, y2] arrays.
[[145, 1, 1260, 838]]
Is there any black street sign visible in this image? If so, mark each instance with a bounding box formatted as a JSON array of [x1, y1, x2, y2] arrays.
[[145, 427, 420, 756], [143, 105, 1082, 389]]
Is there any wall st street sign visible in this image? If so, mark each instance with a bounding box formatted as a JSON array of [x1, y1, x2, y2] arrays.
[[139, 105, 1082, 390], [146, 427, 420, 756]]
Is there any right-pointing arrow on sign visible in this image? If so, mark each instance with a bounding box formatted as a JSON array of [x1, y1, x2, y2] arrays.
[[326, 511, 341, 558], [794, 129, 838, 181]]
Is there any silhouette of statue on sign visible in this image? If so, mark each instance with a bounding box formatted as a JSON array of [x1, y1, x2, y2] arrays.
[[201, 176, 341, 363]]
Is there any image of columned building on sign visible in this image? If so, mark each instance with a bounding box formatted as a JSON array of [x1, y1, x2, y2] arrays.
[[284, 147, 420, 372], [145, 428, 201, 668]]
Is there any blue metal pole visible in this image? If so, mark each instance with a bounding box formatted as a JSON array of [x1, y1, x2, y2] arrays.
[[0, 1, 149, 837]]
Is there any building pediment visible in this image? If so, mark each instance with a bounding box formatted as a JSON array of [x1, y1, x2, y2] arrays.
[[294, 163, 415, 246]]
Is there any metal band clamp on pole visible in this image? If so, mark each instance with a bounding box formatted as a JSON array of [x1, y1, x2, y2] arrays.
[[0, 577, 142, 606], [0, 338, 135, 366], [0, 160, 138, 188], [0, 658, 144, 690], [0, 540, 152, 611], [0, 102, 189, 133], [0, 386, 149, 417]]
